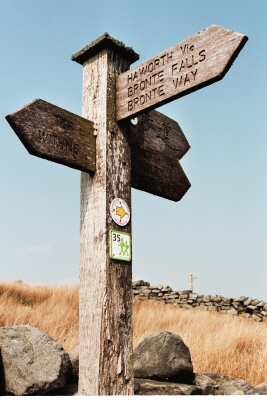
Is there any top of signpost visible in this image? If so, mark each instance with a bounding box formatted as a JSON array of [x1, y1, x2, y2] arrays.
[[72, 32, 139, 65]]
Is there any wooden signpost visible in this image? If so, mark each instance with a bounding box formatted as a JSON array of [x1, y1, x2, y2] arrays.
[[5, 27, 247, 396]]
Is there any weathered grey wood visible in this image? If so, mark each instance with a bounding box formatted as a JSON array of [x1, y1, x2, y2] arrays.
[[72, 34, 138, 395], [116, 25, 248, 120], [130, 109, 190, 201], [5, 99, 96, 173]]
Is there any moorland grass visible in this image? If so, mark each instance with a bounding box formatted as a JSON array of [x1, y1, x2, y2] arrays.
[[1, 280, 267, 386]]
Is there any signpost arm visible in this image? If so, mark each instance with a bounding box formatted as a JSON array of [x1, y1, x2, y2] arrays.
[[72, 34, 139, 395]]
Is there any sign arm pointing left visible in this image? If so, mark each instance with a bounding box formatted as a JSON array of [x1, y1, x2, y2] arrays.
[[5, 98, 96, 173]]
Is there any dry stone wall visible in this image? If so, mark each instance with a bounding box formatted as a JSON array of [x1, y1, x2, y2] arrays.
[[132, 280, 267, 322]]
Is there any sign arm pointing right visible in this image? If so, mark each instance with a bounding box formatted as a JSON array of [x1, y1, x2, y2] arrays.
[[116, 25, 248, 121]]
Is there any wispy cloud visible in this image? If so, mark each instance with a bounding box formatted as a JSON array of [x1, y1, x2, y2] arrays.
[[17, 245, 51, 256]]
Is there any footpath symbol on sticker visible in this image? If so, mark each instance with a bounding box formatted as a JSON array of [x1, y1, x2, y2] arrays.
[[110, 198, 130, 226], [110, 230, 131, 262]]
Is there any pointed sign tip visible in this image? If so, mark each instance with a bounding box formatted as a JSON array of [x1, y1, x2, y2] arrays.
[[5, 112, 16, 129]]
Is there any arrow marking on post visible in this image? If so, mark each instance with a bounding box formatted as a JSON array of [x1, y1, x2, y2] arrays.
[[116, 25, 248, 120], [116, 206, 126, 219], [110, 198, 131, 226]]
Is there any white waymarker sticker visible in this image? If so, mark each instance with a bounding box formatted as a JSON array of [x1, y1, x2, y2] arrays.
[[110, 230, 131, 262], [110, 198, 130, 226]]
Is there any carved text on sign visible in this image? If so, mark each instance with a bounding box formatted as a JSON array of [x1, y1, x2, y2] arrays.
[[38, 129, 79, 155], [116, 25, 248, 120], [129, 109, 190, 160], [126, 46, 205, 113], [36, 114, 80, 155]]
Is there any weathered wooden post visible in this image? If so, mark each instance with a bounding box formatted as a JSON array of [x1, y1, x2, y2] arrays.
[[72, 34, 139, 395]]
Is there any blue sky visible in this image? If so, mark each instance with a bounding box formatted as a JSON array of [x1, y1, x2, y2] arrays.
[[1, 0, 267, 300]]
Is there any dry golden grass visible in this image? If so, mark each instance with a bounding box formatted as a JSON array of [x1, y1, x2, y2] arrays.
[[1, 280, 267, 386], [133, 299, 267, 386], [0, 280, 79, 352]]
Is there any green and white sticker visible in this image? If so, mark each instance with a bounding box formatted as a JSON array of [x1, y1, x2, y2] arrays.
[[110, 230, 131, 262]]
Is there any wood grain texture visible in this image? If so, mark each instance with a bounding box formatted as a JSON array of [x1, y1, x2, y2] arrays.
[[5, 99, 96, 173], [116, 25, 248, 120], [130, 110, 190, 201], [130, 109, 190, 159], [78, 48, 133, 395], [131, 147, 190, 201]]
